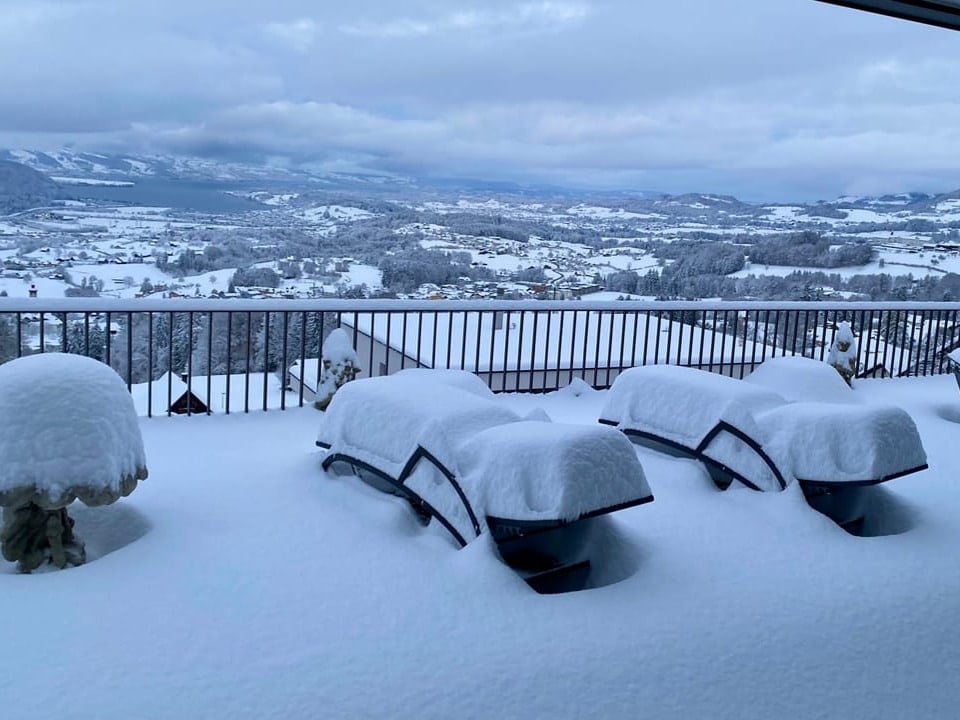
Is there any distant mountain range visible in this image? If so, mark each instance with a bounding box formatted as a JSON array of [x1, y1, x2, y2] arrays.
[[0, 147, 661, 199], [3, 147, 960, 226], [0, 147, 419, 190]]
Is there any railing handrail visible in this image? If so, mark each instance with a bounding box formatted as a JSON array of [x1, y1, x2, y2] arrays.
[[3, 298, 960, 313]]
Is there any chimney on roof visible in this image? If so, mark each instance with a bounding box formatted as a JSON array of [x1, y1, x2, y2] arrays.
[[179, 371, 188, 384], [28, 284, 37, 298]]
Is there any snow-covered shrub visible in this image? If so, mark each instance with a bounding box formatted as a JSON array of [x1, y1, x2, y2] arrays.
[[0, 353, 148, 572], [827, 321, 858, 386], [314, 329, 362, 411]]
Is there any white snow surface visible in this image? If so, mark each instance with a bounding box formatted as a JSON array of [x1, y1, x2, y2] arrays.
[[2, 371, 960, 719], [459, 421, 651, 521], [760, 402, 927, 484], [745, 355, 856, 403], [318, 370, 522, 480], [0, 353, 146, 505], [601, 364, 785, 449]]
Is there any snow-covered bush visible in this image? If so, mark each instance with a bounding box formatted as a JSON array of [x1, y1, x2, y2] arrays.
[[827, 321, 858, 386], [314, 329, 362, 411], [0, 353, 148, 572]]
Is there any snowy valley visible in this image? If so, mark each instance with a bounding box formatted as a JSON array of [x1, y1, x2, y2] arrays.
[[3, 150, 960, 305]]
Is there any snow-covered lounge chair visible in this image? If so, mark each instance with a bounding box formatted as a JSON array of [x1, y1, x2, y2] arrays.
[[317, 369, 654, 592], [598, 361, 928, 530]]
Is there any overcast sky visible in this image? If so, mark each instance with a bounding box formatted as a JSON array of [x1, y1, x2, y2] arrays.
[[1, 0, 959, 200]]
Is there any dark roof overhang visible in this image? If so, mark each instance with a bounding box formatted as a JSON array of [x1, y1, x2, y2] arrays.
[[815, 0, 960, 30]]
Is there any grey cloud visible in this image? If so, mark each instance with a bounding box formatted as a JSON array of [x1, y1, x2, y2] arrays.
[[339, 2, 591, 38], [263, 18, 318, 52], [1, 0, 960, 199]]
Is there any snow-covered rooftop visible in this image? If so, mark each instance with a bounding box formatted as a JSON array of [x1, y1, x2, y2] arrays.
[[346, 308, 780, 372], [2, 372, 959, 718]]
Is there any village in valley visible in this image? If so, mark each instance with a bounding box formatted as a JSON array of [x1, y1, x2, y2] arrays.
[[4, 150, 960, 307]]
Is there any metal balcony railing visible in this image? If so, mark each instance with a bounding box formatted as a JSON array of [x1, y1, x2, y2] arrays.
[[1, 298, 958, 417]]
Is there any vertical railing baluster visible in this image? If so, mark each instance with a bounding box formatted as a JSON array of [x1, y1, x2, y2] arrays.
[[280, 312, 289, 412], [651, 311, 662, 366], [415, 313, 424, 369], [584, 308, 597, 384], [642, 310, 652, 367], [556, 310, 566, 387], [446, 311, 454, 373], [205, 311, 213, 414], [735, 309, 746, 378], [459, 311, 468, 373], [384, 312, 393, 377], [186, 311, 194, 416], [401, 312, 409, 371], [696, 310, 707, 369], [930, 309, 945, 375], [664, 310, 674, 368], [488, 311, 498, 389], [789, 308, 800, 357], [707, 310, 719, 372], [430, 311, 439, 370], [816, 309, 829, 361], [126, 311, 133, 391], [568, 311, 578, 385], [473, 311, 482, 380], [603, 311, 615, 387], [896, 309, 910, 377], [544, 310, 553, 390], [673, 311, 683, 367], [617, 311, 628, 380], [502, 311, 512, 391], [879, 309, 892, 375], [147, 313, 153, 418], [226, 313, 233, 414], [718, 310, 730, 375], [514, 311, 525, 392], [245, 312, 252, 413], [105, 311, 112, 368], [759, 309, 770, 363], [297, 311, 306, 406], [528, 311, 539, 391], [167, 312, 174, 417], [261, 312, 270, 412]]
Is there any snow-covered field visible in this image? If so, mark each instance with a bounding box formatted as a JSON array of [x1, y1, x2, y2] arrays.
[[0, 368, 958, 718]]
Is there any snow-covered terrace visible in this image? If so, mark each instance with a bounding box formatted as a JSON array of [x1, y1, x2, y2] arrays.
[[2, 366, 959, 718]]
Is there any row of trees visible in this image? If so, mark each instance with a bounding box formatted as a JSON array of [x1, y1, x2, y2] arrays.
[[745, 231, 873, 268]]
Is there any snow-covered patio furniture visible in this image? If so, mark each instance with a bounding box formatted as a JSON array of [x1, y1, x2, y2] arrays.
[[0, 353, 148, 572], [598, 363, 927, 530], [317, 369, 653, 592]]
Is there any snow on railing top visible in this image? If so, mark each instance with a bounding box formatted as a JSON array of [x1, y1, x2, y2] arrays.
[[2, 297, 960, 314]]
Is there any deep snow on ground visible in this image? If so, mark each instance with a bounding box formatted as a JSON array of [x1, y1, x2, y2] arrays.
[[1, 373, 959, 719]]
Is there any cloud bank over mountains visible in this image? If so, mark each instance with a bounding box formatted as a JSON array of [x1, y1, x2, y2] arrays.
[[2, 0, 959, 200]]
